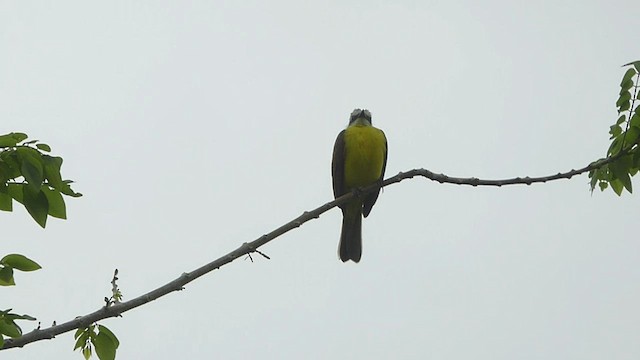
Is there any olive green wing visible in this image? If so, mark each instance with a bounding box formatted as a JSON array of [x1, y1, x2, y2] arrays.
[[363, 130, 387, 218], [331, 130, 347, 200]]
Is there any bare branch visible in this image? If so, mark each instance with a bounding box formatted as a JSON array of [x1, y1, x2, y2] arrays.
[[0, 151, 625, 350], [383, 151, 629, 188]]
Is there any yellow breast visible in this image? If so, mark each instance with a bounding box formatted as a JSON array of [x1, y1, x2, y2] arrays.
[[343, 125, 387, 189]]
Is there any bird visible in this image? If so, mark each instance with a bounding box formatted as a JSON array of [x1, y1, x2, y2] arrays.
[[331, 108, 388, 262]]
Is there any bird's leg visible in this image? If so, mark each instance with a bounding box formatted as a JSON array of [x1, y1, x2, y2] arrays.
[[351, 187, 364, 200]]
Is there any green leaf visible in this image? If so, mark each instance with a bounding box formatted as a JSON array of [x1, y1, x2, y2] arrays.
[[42, 155, 64, 190], [23, 187, 49, 228], [618, 101, 631, 113], [607, 137, 622, 156], [624, 126, 640, 146], [609, 124, 622, 139], [42, 187, 66, 219], [97, 325, 119, 348], [35, 143, 51, 152], [622, 60, 640, 72], [0, 133, 28, 147], [610, 178, 624, 196], [598, 181, 608, 191], [616, 91, 631, 107], [61, 185, 83, 197], [1, 254, 41, 271], [73, 335, 86, 351], [616, 114, 627, 125], [621, 173, 632, 193], [3, 313, 36, 321], [0, 266, 15, 286], [16, 147, 44, 191], [7, 184, 24, 204], [0, 151, 22, 181], [619, 79, 633, 94], [94, 332, 117, 360], [611, 154, 633, 173], [41, 157, 82, 197], [0, 318, 21, 338], [630, 114, 640, 129], [74, 328, 90, 350], [83, 345, 92, 360], [589, 171, 598, 192], [0, 190, 11, 211], [600, 165, 611, 181], [59, 180, 83, 198], [621, 68, 637, 84]]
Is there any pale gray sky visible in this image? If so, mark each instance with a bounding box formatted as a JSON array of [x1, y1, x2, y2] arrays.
[[2, 1, 639, 359]]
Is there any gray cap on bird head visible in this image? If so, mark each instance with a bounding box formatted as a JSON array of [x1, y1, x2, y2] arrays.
[[349, 108, 372, 124]]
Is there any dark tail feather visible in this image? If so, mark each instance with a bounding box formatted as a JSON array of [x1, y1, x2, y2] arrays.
[[339, 208, 362, 263]]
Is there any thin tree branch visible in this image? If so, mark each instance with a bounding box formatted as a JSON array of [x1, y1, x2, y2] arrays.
[[0, 151, 629, 351], [383, 149, 631, 188]]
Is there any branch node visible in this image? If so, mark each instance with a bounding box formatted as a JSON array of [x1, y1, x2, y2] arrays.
[[302, 210, 319, 220]]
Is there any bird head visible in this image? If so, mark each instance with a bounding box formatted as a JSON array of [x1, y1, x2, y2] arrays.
[[349, 108, 372, 126]]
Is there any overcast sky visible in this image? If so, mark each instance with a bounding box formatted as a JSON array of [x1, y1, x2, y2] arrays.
[[2, 1, 639, 359]]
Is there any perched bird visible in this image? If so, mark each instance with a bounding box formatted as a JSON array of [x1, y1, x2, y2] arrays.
[[331, 109, 388, 262]]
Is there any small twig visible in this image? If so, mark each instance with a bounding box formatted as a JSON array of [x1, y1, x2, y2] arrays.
[[255, 249, 271, 260], [110, 269, 121, 305]]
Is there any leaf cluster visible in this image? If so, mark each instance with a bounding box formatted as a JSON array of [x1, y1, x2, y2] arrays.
[[0, 254, 41, 346], [0, 309, 36, 348], [0, 132, 82, 227], [590, 61, 640, 195], [0, 253, 41, 286], [74, 324, 120, 360]]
